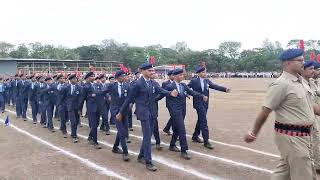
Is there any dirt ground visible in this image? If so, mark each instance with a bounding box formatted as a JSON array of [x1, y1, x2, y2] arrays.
[[0, 78, 292, 180]]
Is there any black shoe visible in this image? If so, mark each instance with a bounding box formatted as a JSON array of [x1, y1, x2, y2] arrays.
[[146, 163, 157, 171], [48, 128, 55, 132], [63, 132, 68, 138], [122, 154, 130, 162], [163, 129, 172, 135], [43, 125, 47, 128], [79, 124, 83, 128], [204, 143, 214, 150], [137, 158, 146, 165], [84, 114, 88, 118], [33, 121, 37, 124], [181, 152, 191, 160], [156, 144, 163, 151], [93, 143, 102, 149], [129, 128, 133, 131], [126, 138, 131, 143], [169, 146, 180, 152], [105, 130, 111, 136], [192, 137, 203, 143], [88, 138, 94, 145], [112, 147, 123, 154], [316, 169, 320, 174], [23, 118, 27, 121], [73, 137, 79, 143]]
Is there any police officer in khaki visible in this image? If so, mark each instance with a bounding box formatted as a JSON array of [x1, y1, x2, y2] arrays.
[[308, 61, 320, 173], [244, 49, 320, 180]]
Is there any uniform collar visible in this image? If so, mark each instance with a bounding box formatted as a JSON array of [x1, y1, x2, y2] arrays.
[[282, 71, 300, 82]]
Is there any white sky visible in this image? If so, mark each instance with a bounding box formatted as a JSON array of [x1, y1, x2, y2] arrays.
[[0, 0, 319, 50]]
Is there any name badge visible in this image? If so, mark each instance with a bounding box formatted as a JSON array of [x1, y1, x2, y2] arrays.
[[152, 86, 155, 93], [76, 91, 79, 95], [124, 89, 127, 97]]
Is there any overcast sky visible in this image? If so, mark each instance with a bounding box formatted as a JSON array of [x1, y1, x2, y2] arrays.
[[0, 0, 319, 50]]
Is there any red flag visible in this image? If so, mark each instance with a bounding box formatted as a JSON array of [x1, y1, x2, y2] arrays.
[[317, 54, 320, 62], [149, 56, 155, 64], [310, 51, 315, 61], [299, 40, 305, 50], [118, 64, 129, 73]]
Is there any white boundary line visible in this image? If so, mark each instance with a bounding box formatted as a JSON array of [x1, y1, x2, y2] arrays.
[[6, 110, 221, 180], [0, 117, 129, 180]]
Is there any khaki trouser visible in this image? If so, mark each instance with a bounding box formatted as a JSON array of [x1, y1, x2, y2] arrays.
[[271, 133, 316, 180], [312, 119, 320, 169]]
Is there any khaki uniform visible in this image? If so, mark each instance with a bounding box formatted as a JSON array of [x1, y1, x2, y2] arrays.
[[264, 71, 316, 180], [310, 78, 320, 169]]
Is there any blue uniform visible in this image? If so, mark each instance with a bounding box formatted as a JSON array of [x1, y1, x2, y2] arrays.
[[61, 84, 81, 137], [81, 82, 100, 144], [0, 82, 6, 112], [100, 82, 110, 131], [109, 82, 130, 154], [29, 82, 39, 122], [161, 80, 174, 133], [10, 80, 19, 106], [166, 82, 203, 151], [120, 77, 171, 164], [41, 84, 56, 129], [38, 83, 49, 125], [56, 83, 68, 132], [187, 78, 227, 144], [17, 80, 29, 119], [93, 83, 109, 132]]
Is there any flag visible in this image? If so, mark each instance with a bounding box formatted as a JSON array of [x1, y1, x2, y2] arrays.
[[149, 56, 155, 64], [299, 40, 305, 50], [118, 64, 129, 73], [310, 51, 315, 61], [317, 54, 320, 62], [4, 115, 9, 126]]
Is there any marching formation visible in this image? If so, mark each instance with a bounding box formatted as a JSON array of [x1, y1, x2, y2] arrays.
[[0, 62, 230, 172]]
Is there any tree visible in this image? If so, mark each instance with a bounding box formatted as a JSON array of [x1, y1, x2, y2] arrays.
[[0, 42, 14, 57], [10, 44, 29, 58]]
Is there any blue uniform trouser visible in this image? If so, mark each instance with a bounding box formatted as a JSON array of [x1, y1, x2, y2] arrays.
[[11, 92, 17, 106], [46, 103, 54, 128], [30, 99, 38, 122], [114, 115, 129, 154], [68, 110, 79, 137], [16, 96, 22, 117], [163, 117, 172, 132], [21, 97, 28, 119], [88, 111, 99, 143], [128, 104, 133, 128], [138, 115, 154, 164], [169, 109, 188, 152], [39, 101, 46, 124], [59, 105, 68, 131], [98, 106, 109, 131], [153, 117, 161, 145], [193, 105, 209, 144], [0, 94, 5, 111]]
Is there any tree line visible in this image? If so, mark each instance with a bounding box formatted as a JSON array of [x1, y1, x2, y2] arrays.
[[0, 39, 319, 72]]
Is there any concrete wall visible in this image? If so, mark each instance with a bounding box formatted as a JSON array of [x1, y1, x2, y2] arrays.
[[0, 61, 17, 76]]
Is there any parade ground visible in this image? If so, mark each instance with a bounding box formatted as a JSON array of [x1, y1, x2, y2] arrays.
[[0, 78, 281, 180]]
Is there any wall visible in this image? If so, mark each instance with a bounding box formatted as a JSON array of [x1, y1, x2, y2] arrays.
[[0, 61, 17, 76]]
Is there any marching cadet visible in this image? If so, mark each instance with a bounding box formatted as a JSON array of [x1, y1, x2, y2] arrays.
[[162, 70, 174, 135], [52, 75, 60, 120], [41, 77, 56, 132], [166, 69, 206, 159], [94, 74, 110, 135], [100, 74, 111, 134], [81, 72, 102, 149], [61, 74, 81, 143], [29, 75, 39, 124], [188, 66, 230, 149], [14, 74, 22, 119], [11, 74, 19, 107], [116, 63, 178, 171], [17, 74, 29, 121], [4, 78, 11, 106], [108, 75, 116, 126], [37, 76, 48, 126], [109, 70, 130, 161], [56, 74, 68, 138], [125, 73, 134, 133], [0, 77, 6, 113], [244, 49, 320, 180]]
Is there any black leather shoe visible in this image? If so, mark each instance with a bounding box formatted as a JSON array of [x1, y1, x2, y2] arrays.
[[63, 132, 68, 138], [129, 128, 134, 131], [192, 137, 203, 143], [163, 129, 172, 135], [181, 152, 191, 160], [137, 158, 145, 165], [316, 169, 320, 174], [122, 154, 130, 162], [112, 147, 123, 154], [73, 137, 79, 143], [204, 143, 214, 150], [156, 144, 163, 151], [105, 130, 111, 135], [126, 138, 131, 143], [93, 143, 102, 149], [146, 163, 157, 171], [169, 146, 181, 152]]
